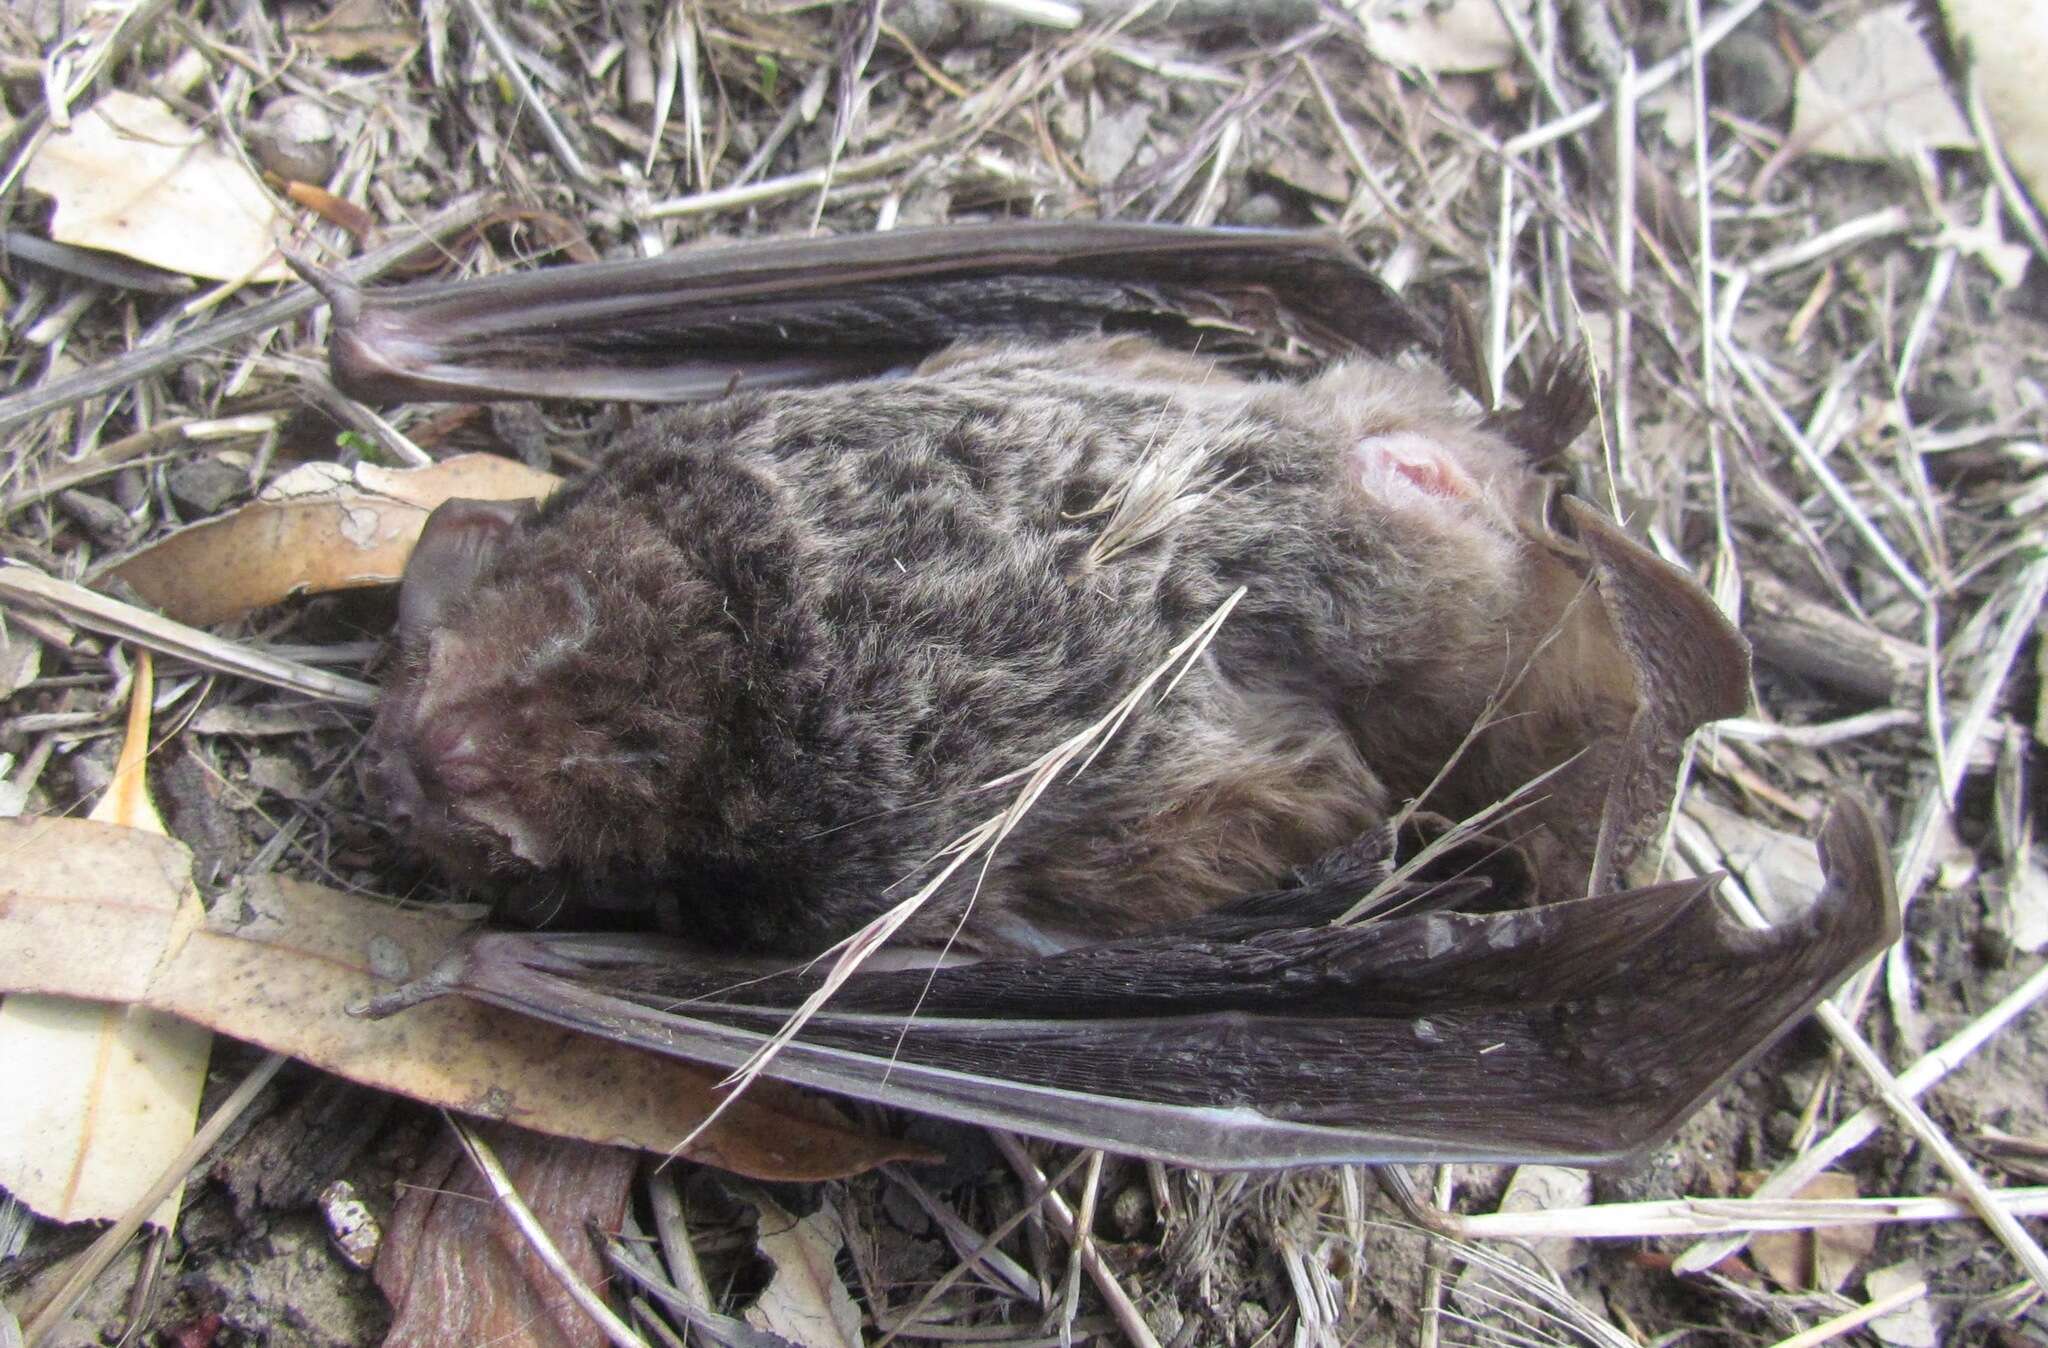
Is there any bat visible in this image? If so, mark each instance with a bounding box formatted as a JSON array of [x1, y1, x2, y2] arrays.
[[323, 223, 1898, 1167]]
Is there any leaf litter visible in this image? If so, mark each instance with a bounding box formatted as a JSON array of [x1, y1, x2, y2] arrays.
[[3, 0, 2048, 1344]]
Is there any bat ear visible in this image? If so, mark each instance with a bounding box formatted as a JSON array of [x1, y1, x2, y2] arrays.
[[1502, 497, 1752, 896], [398, 497, 536, 642]]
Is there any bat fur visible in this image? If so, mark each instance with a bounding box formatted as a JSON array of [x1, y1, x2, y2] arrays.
[[326, 223, 1898, 1167]]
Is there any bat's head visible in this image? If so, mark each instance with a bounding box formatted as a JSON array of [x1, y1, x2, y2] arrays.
[[367, 497, 730, 899]]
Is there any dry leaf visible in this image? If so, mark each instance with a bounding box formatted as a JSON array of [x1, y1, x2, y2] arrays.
[[1683, 797, 1826, 925], [23, 91, 290, 283], [1791, 5, 1973, 163], [1942, 0, 2048, 206], [0, 815, 922, 1181], [379, 1124, 633, 1348], [1355, 0, 1519, 74], [1747, 1172, 1875, 1290], [1866, 1262, 1937, 1347], [292, 0, 421, 65], [1496, 1165, 1594, 1276], [108, 453, 560, 626], [0, 655, 213, 1226], [745, 1196, 865, 1348], [1993, 855, 2048, 953], [0, 628, 40, 699]]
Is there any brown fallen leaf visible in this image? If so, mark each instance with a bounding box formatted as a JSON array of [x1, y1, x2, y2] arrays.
[[379, 1123, 634, 1348], [291, 0, 420, 64], [1747, 1171, 1876, 1291], [745, 1195, 864, 1348], [107, 453, 559, 626], [0, 815, 926, 1181]]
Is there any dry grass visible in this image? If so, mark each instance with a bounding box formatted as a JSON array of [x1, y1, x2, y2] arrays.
[[3, 0, 2048, 1344]]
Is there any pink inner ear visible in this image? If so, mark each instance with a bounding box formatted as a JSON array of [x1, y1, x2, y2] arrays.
[[1352, 431, 1475, 502]]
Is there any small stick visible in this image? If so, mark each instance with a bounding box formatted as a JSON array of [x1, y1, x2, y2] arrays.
[[21, 1053, 287, 1346], [450, 0, 598, 189], [1446, 1187, 2048, 1241], [1966, 67, 2048, 265], [643, 1161, 717, 1326], [1767, 1279, 1929, 1348], [1711, 862, 2048, 1294], [1717, 334, 1931, 605], [1607, 50, 1638, 495], [1675, 960, 2048, 1273], [0, 195, 496, 436], [882, 1165, 1040, 1304], [1502, 0, 1771, 156], [990, 1136, 1162, 1348], [1715, 709, 1920, 748], [874, 1147, 1093, 1347], [1057, 1150, 1105, 1346], [1416, 1166, 1456, 1348], [0, 567, 378, 706], [618, 2, 654, 117], [448, 1118, 648, 1348], [1740, 208, 1915, 279]]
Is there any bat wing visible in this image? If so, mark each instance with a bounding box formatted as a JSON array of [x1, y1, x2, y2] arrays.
[[317, 222, 1425, 404], [401, 799, 1893, 1169]]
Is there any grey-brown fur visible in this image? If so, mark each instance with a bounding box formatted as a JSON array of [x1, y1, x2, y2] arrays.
[[370, 336, 1588, 956]]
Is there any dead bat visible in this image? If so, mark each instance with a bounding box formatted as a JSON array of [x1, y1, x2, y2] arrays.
[[326, 223, 1898, 1168]]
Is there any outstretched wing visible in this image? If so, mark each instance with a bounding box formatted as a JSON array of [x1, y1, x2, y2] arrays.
[[411, 799, 1893, 1170], [318, 221, 1426, 403]]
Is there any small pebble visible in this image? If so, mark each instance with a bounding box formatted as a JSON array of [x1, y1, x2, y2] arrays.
[[56, 489, 132, 547], [1708, 28, 1794, 123], [320, 1180, 382, 1269], [1232, 191, 1287, 227], [1107, 1184, 1151, 1239], [251, 95, 339, 184], [168, 456, 248, 514]]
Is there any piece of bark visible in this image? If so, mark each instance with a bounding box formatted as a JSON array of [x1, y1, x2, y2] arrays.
[[1743, 575, 1930, 704], [213, 1074, 394, 1216], [377, 1122, 635, 1348]]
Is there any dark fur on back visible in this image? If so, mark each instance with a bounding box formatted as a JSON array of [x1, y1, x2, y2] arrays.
[[371, 338, 1588, 955]]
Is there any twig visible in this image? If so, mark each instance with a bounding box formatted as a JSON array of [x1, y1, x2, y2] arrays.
[[989, 1136, 1162, 1348], [450, 0, 599, 188], [0, 195, 496, 436], [882, 1165, 1042, 1305], [1674, 960, 2048, 1273], [1715, 709, 1920, 748], [1693, 856, 2048, 1294], [0, 567, 378, 706], [643, 1162, 718, 1327], [448, 1118, 648, 1348], [1767, 1279, 1928, 1348], [1502, 0, 1771, 156], [1446, 1187, 2048, 1240], [1965, 66, 2048, 265], [1057, 1150, 1105, 1347], [21, 1053, 286, 1347], [1735, 207, 1914, 279], [875, 1149, 1094, 1347]]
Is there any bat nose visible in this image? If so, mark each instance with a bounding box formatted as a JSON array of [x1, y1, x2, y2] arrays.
[[372, 743, 424, 830], [417, 715, 496, 797]]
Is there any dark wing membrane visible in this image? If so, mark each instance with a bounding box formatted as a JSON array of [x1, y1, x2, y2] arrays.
[[442, 799, 1895, 1170], [321, 222, 1426, 403]]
